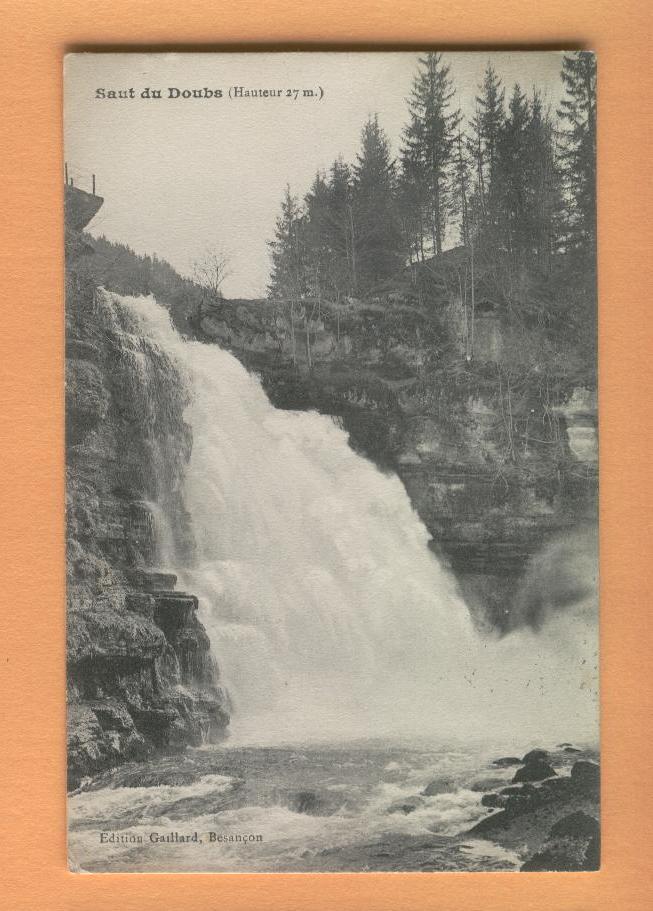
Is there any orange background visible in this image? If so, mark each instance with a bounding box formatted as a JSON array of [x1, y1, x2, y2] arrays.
[[1, 1, 651, 908]]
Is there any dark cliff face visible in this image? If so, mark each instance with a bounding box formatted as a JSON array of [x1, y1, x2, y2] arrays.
[[66, 203, 229, 789], [191, 284, 597, 632], [65, 185, 104, 232]]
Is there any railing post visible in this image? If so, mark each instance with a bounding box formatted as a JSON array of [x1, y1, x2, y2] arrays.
[[65, 162, 69, 184], [92, 174, 96, 195]]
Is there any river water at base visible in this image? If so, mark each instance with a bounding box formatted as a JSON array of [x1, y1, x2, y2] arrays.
[[68, 739, 594, 872]]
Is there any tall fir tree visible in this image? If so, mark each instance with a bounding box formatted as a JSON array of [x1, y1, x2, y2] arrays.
[[402, 52, 461, 256], [397, 140, 428, 265], [495, 84, 531, 259], [326, 156, 357, 295], [526, 90, 563, 270], [557, 51, 597, 253], [453, 129, 471, 247], [352, 115, 403, 286], [303, 171, 332, 299], [267, 186, 309, 366], [267, 185, 306, 301], [469, 61, 506, 232]]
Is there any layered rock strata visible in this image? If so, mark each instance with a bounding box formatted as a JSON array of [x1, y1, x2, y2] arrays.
[[66, 191, 229, 789]]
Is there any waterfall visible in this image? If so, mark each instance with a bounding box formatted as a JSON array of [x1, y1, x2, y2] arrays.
[[104, 290, 598, 748]]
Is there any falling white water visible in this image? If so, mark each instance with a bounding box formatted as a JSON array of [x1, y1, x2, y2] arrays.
[[104, 290, 598, 748]]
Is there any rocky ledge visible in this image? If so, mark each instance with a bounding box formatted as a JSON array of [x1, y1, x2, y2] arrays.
[[468, 745, 600, 870], [67, 572, 229, 791]]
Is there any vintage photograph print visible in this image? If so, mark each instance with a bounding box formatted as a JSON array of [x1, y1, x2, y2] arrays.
[[64, 51, 599, 873]]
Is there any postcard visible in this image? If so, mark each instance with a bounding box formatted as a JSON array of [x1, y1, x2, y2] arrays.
[[64, 50, 598, 872]]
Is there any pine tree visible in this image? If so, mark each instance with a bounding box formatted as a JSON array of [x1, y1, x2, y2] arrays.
[[267, 186, 307, 365], [268, 185, 306, 300], [396, 165, 426, 272], [326, 156, 357, 295], [398, 136, 427, 265], [526, 90, 563, 270], [469, 62, 505, 231], [303, 171, 332, 300], [352, 115, 403, 286], [476, 63, 505, 185], [557, 51, 597, 252], [402, 53, 461, 256], [495, 84, 531, 259]]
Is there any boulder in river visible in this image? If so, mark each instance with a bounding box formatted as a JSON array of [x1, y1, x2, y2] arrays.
[[571, 760, 600, 791], [290, 790, 328, 816], [422, 777, 455, 796], [521, 811, 600, 871], [387, 795, 426, 815], [469, 776, 509, 792], [513, 759, 557, 783]]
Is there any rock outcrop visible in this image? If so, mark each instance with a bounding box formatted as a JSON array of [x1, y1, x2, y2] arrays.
[[469, 749, 600, 870], [66, 197, 229, 789], [521, 811, 600, 871], [513, 758, 557, 783]]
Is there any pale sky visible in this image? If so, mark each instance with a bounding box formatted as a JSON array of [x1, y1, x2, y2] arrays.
[[65, 52, 565, 298]]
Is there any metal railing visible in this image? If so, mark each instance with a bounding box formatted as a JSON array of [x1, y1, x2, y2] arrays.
[[64, 162, 97, 196]]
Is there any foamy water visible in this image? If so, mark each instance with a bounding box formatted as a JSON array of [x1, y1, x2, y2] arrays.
[[69, 743, 530, 872]]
